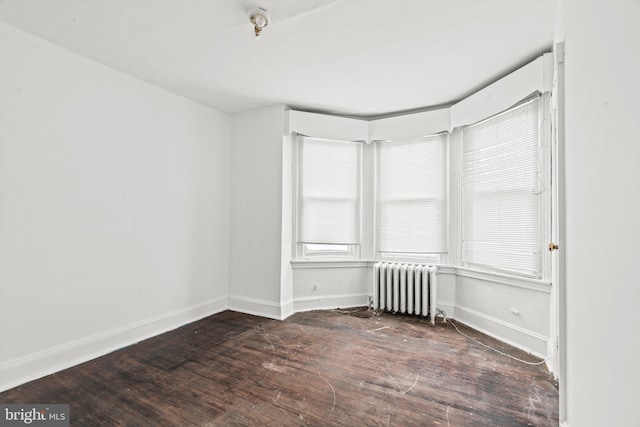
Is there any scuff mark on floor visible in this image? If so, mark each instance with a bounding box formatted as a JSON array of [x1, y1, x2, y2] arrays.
[[401, 372, 419, 394], [367, 326, 391, 333], [316, 370, 336, 418]]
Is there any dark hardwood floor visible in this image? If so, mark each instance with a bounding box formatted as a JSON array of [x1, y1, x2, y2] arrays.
[[0, 309, 558, 426]]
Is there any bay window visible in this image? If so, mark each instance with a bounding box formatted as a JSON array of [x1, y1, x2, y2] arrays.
[[290, 64, 550, 277]]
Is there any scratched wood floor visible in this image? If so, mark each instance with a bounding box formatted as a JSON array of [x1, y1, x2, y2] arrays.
[[0, 309, 558, 426]]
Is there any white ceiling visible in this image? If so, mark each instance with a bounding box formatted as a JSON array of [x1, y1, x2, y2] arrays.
[[0, 0, 557, 117]]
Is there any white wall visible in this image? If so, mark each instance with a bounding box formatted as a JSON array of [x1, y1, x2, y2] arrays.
[[560, 1, 640, 425], [291, 265, 457, 320], [0, 24, 231, 391], [292, 266, 370, 312], [454, 272, 550, 357], [229, 105, 289, 319]]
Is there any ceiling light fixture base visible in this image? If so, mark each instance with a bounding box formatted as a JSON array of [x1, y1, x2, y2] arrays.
[[248, 7, 271, 39]]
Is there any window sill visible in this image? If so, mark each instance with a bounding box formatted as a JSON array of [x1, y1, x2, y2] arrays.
[[290, 260, 372, 269], [291, 259, 448, 270], [290, 259, 445, 270], [455, 266, 551, 292], [289, 261, 550, 292]]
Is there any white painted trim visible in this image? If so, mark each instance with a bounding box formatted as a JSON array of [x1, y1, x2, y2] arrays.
[[434, 264, 457, 275], [285, 109, 368, 141], [293, 293, 369, 313], [554, 40, 568, 423], [454, 304, 548, 358], [290, 260, 370, 269], [227, 295, 291, 320], [450, 54, 553, 129], [455, 266, 551, 293], [545, 357, 555, 379], [368, 108, 450, 141], [291, 261, 463, 272], [0, 297, 227, 393], [542, 52, 555, 94], [280, 299, 295, 320]]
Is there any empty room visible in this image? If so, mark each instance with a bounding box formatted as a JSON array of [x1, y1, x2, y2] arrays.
[[1, 1, 638, 426]]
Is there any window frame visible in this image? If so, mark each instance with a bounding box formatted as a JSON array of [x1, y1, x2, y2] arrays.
[[292, 134, 364, 261], [458, 94, 550, 279], [373, 133, 449, 264]]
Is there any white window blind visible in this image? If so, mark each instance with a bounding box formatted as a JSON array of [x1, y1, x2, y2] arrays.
[[461, 96, 542, 277], [377, 134, 448, 254], [297, 136, 362, 245]]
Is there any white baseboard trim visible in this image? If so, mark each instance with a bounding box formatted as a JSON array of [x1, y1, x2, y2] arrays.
[[280, 299, 295, 320], [293, 293, 369, 313], [227, 295, 291, 320], [454, 304, 549, 358], [0, 297, 228, 393]]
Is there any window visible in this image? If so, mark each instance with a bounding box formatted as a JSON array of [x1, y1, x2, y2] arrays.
[[376, 134, 448, 263], [295, 135, 363, 259], [461, 96, 543, 277]]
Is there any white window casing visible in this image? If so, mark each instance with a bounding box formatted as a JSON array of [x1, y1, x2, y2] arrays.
[[461, 96, 544, 278], [294, 134, 363, 259], [375, 134, 448, 262]]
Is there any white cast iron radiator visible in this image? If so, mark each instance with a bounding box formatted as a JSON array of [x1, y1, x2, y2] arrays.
[[372, 262, 438, 325]]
